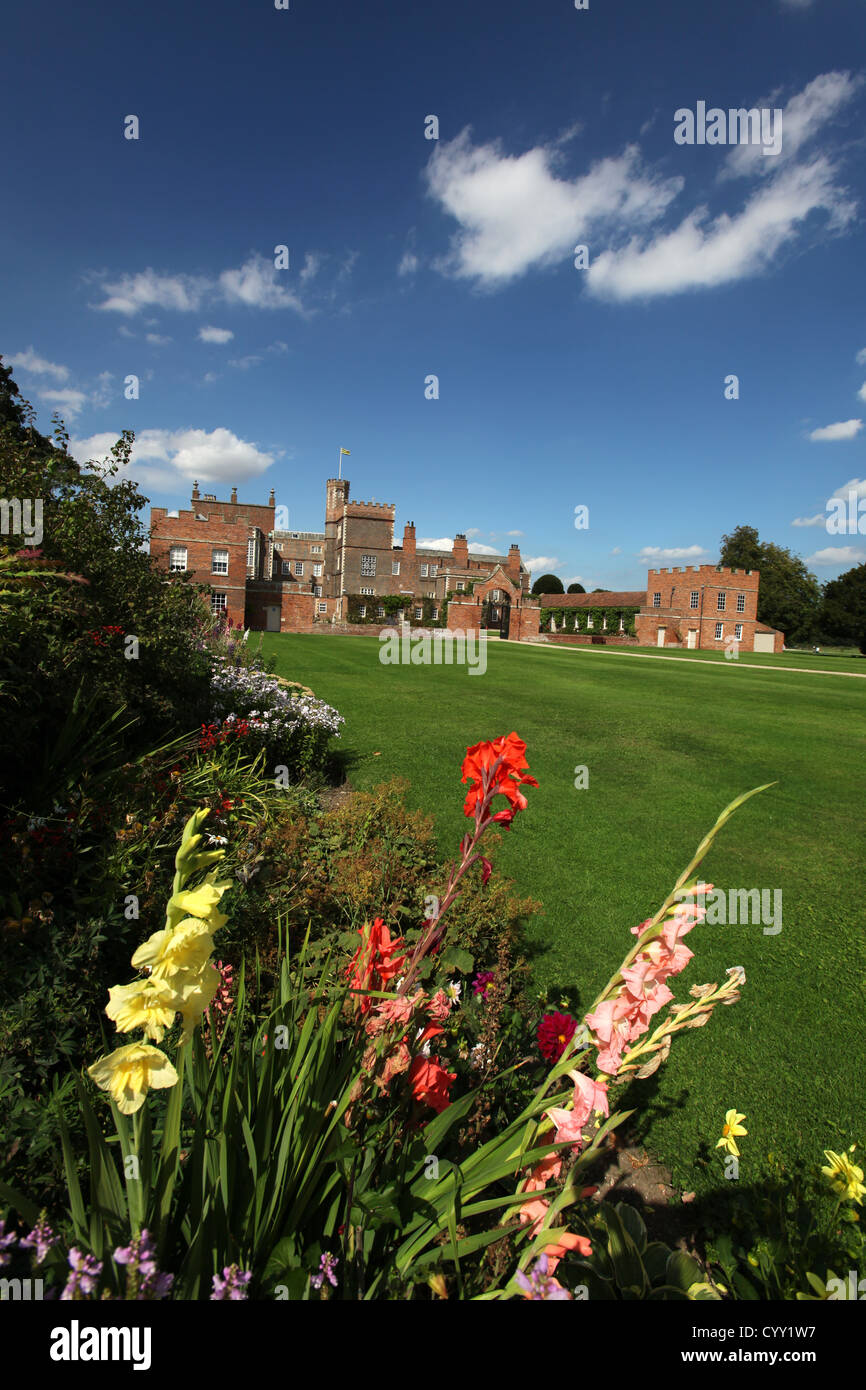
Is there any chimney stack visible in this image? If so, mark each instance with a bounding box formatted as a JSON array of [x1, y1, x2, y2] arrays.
[[452, 533, 469, 569], [230, 485, 238, 504], [191, 480, 200, 502], [403, 521, 416, 559]]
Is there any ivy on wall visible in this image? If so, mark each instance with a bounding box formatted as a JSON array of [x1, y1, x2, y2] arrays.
[[345, 593, 448, 627], [539, 605, 639, 637]]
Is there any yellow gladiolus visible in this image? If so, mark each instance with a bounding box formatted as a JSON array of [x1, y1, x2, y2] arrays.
[[106, 977, 180, 1043], [716, 1109, 748, 1157], [173, 963, 221, 1039], [168, 875, 230, 932], [131, 918, 214, 980], [87, 1042, 178, 1115]]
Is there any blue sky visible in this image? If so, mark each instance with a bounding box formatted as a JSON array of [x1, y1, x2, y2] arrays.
[[3, 0, 865, 588]]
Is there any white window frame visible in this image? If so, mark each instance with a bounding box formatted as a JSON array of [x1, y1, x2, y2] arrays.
[[211, 548, 229, 575], [169, 546, 187, 572], [317, 602, 327, 613], [717, 592, 726, 611], [294, 561, 304, 576], [359, 586, 375, 596], [430, 564, 438, 576], [313, 563, 323, 577], [311, 545, 322, 554], [392, 560, 400, 575], [415, 607, 423, 620], [313, 585, 322, 597], [456, 580, 465, 592], [734, 622, 743, 641], [432, 608, 439, 620], [358, 605, 367, 619], [360, 554, 377, 577], [420, 563, 428, 578], [736, 593, 746, 613], [690, 591, 699, 610], [377, 605, 386, 618], [715, 621, 724, 639], [652, 592, 661, 608], [210, 592, 227, 615]]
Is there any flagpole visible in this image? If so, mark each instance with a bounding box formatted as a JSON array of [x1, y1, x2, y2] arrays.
[[338, 447, 342, 480]]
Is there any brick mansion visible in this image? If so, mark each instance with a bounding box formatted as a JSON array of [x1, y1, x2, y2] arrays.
[[149, 479, 784, 652]]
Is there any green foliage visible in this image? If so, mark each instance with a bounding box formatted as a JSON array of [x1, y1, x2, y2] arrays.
[[720, 524, 822, 644], [706, 1151, 865, 1300], [531, 573, 563, 595], [568, 1202, 719, 1300], [539, 605, 638, 636], [819, 562, 866, 652], [566, 583, 586, 594], [0, 387, 211, 805]]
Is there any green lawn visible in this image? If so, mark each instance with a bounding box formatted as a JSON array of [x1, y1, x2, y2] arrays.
[[261, 633, 866, 1193]]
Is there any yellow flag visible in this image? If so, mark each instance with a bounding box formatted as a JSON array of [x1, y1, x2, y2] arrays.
[[340, 448, 351, 455]]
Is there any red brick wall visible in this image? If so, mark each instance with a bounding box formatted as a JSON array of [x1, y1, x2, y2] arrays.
[[151, 508, 252, 627]]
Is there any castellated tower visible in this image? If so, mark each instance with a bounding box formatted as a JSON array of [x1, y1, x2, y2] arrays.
[[324, 478, 350, 599]]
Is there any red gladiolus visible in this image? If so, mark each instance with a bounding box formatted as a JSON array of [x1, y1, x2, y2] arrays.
[[461, 732, 538, 820], [408, 1056, 456, 1114], [537, 1012, 578, 1064], [346, 917, 406, 1015]]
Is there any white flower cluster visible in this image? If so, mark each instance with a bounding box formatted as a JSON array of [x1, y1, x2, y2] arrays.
[[208, 658, 344, 740]]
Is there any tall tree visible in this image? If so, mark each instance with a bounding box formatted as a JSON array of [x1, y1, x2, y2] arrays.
[[567, 582, 586, 593], [532, 573, 563, 595], [719, 525, 821, 645], [820, 563, 866, 652]]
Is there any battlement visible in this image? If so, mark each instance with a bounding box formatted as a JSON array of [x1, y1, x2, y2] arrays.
[[349, 500, 395, 512], [647, 564, 758, 581]]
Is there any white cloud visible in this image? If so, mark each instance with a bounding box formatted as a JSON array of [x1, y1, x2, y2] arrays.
[[464, 527, 482, 538], [398, 251, 419, 276], [791, 513, 825, 526], [299, 253, 323, 283], [805, 545, 866, 566], [39, 387, 88, 418], [418, 537, 454, 550], [468, 542, 499, 555], [426, 130, 682, 287], [832, 477, 866, 500], [809, 419, 862, 441], [610, 545, 622, 555], [145, 332, 172, 346], [523, 556, 561, 572], [857, 383, 866, 402], [588, 157, 854, 301], [218, 254, 306, 312], [856, 347, 866, 366], [92, 255, 309, 316], [69, 426, 274, 490], [639, 544, 707, 560], [199, 325, 234, 344], [91, 372, 114, 409], [9, 347, 70, 381], [93, 269, 208, 315], [425, 74, 859, 301], [721, 71, 861, 179], [506, 529, 524, 537]]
